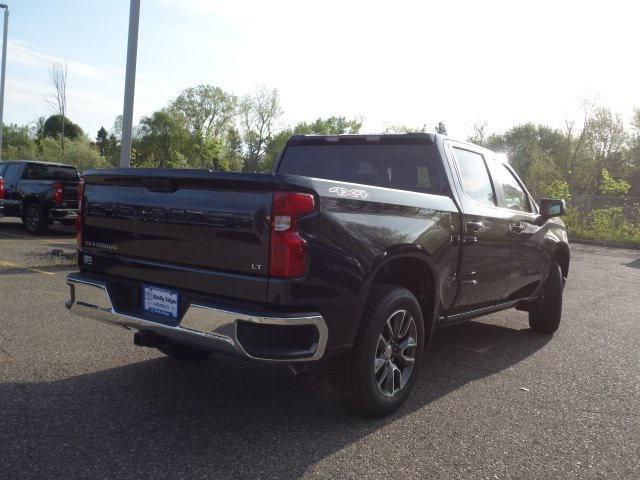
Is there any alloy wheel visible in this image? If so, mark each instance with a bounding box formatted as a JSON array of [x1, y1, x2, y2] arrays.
[[26, 207, 40, 231], [373, 309, 418, 397]]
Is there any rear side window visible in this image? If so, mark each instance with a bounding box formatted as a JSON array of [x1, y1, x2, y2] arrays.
[[453, 148, 496, 206], [491, 163, 531, 212], [2, 164, 22, 183], [277, 144, 446, 194], [23, 164, 78, 181]]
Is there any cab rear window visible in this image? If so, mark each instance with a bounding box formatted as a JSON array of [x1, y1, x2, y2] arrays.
[[277, 144, 447, 195], [23, 164, 78, 181]]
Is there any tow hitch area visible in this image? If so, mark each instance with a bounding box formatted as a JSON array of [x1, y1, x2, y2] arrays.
[[133, 331, 168, 348]]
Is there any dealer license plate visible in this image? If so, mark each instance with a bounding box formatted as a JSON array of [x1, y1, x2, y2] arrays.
[[143, 285, 179, 319]]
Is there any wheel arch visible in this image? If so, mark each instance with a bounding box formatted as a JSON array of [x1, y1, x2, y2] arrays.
[[552, 242, 570, 279], [20, 195, 44, 215], [358, 247, 440, 345]]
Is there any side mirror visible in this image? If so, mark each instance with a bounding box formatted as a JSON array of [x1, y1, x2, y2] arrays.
[[539, 198, 566, 218]]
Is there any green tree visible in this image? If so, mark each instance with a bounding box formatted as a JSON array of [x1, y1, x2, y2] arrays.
[[628, 108, 640, 194], [600, 168, 631, 195], [135, 110, 188, 168], [96, 127, 108, 156], [168, 85, 238, 169], [241, 87, 282, 172], [435, 121, 447, 135], [41, 115, 84, 141], [385, 124, 427, 133], [263, 116, 362, 171]]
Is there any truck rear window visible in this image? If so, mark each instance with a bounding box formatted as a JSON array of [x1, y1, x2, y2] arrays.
[[277, 144, 447, 195], [23, 164, 78, 181]]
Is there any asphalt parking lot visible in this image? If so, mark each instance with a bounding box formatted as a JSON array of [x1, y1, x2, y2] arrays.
[[0, 217, 638, 479]]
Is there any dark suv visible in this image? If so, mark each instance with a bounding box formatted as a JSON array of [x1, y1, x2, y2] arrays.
[[0, 161, 80, 234]]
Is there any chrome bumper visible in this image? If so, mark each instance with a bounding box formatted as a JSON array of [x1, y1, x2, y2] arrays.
[[65, 273, 327, 362], [50, 208, 78, 220]]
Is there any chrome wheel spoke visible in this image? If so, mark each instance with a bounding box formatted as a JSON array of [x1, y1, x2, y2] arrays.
[[374, 357, 386, 374], [389, 310, 405, 338], [398, 336, 417, 364], [376, 361, 390, 390]]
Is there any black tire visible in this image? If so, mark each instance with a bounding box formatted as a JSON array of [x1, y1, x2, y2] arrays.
[[22, 203, 49, 235], [59, 219, 76, 226], [529, 261, 564, 334], [157, 342, 213, 361], [330, 284, 425, 418]]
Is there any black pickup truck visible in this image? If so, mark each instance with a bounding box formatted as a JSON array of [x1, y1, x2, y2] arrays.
[[0, 160, 80, 234], [66, 134, 569, 417]]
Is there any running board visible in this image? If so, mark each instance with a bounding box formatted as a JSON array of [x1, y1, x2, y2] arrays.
[[437, 296, 538, 327]]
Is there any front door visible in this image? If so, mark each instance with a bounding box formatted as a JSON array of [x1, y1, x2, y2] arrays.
[[446, 144, 513, 311], [487, 160, 545, 299]]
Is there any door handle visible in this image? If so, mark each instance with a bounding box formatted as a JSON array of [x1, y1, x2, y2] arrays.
[[512, 222, 525, 233], [466, 221, 483, 232]]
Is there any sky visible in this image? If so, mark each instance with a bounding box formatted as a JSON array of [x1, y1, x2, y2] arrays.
[[4, 0, 640, 140]]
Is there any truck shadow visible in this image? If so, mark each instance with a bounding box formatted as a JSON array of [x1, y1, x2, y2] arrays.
[[1, 320, 550, 479], [0, 218, 75, 237]]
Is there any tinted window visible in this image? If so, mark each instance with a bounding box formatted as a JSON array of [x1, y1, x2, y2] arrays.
[[2, 164, 22, 183], [23, 164, 78, 181], [492, 164, 530, 212], [278, 144, 446, 194], [453, 148, 496, 206]]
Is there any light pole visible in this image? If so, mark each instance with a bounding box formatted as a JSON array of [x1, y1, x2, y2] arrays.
[[0, 4, 8, 162], [119, 0, 140, 168]]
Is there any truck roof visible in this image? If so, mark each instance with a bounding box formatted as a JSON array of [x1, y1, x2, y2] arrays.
[[286, 133, 437, 146], [0, 160, 76, 168]]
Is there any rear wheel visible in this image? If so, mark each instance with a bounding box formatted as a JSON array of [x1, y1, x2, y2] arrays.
[[157, 342, 213, 361], [330, 285, 424, 418], [529, 261, 564, 334], [22, 203, 49, 235]]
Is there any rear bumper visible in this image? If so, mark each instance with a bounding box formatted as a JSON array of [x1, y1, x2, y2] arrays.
[[50, 208, 78, 221], [65, 272, 328, 362]]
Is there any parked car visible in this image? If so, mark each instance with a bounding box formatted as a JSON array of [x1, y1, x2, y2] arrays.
[[0, 160, 80, 234], [65, 134, 569, 417]]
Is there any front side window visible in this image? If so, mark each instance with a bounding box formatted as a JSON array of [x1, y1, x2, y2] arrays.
[[453, 148, 496, 206], [492, 164, 530, 212]]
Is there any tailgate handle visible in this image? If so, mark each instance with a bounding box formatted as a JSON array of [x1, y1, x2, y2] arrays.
[[143, 179, 177, 193]]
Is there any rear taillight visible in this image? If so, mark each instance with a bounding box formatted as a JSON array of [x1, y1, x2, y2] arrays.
[[53, 182, 64, 206], [0, 178, 4, 200], [269, 191, 315, 278], [76, 179, 85, 251]]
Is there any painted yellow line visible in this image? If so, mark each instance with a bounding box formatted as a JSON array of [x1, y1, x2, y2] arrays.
[[0, 259, 55, 276]]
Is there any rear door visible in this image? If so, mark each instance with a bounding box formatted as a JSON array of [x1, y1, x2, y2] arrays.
[[446, 143, 513, 311]]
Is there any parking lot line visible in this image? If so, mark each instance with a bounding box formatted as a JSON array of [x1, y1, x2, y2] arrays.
[[0, 259, 55, 276]]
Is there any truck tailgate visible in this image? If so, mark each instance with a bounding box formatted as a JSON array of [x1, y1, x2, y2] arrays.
[[81, 170, 273, 300]]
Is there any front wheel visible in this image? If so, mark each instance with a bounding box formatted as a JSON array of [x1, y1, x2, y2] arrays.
[[22, 203, 49, 235], [330, 285, 425, 418], [529, 261, 564, 334]]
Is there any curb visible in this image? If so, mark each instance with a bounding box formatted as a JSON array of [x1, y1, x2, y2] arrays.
[[570, 237, 640, 251]]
